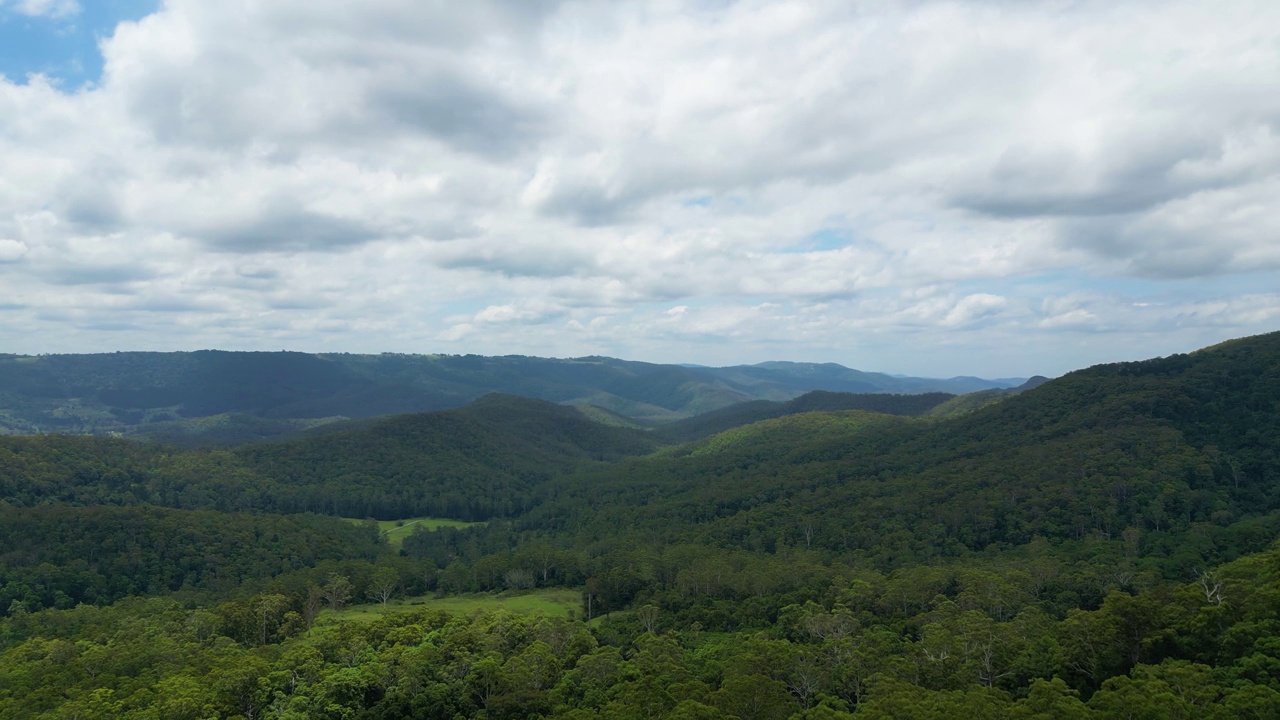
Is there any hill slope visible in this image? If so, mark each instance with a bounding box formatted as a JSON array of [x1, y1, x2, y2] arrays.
[[0, 351, 1023, 439], [486, 330, 1280, 575], [4, 333, 1280, 720], [654, 390, 954, 442], [0, 394, 661, 521]]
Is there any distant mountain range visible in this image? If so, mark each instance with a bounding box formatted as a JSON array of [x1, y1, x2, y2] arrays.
[[0, 351, 1024, 440]]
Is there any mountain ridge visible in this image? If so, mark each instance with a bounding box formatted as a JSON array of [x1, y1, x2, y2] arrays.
[[0, 350, 1024, 440]]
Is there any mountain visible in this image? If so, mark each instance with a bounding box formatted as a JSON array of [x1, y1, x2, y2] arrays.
[[923, 374, 1052, 419], [0, 351, 1023, 440], [743, 361, 1021, 395], [473, 330, 1280, 576], [234, 394, 661, 519], [0, 393, 659, 521], [653, 390, 954, 442], [4, 331, 1280, 719]]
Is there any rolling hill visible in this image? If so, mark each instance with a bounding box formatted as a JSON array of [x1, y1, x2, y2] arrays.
[[0, 394, 660, 520], [653, 390, 955, 443], [470, 330, 1280, 577], [0, 351, 1023, 441], [5, 331, 1280, 719]]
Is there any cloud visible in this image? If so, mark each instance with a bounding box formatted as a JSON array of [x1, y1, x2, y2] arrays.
[[0, 239, 28, 262], [42, 263, 156, 286], [369, 73, 546, 160], [196, 205, 381, 253], [430, 237, 598, 278], [0, 0, 1277, 376], [942, 294, 1008, 328]]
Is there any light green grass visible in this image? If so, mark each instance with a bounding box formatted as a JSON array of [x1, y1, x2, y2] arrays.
[[343, 516, 485, 548], [324, 588, 583, 623]]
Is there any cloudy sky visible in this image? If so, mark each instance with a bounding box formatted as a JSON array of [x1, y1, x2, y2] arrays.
[[1, 0, 1277, 377]]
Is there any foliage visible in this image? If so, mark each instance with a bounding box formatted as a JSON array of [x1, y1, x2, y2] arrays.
[[0, 394, 659, 520], [1, 331, 1280, 717], [655, 391, 954, 443], [7, 539, 1280, 718], [0, 505, 383, 613]]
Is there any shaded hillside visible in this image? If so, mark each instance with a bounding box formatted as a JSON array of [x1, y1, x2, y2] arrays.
[[0, 434, 162, 507], [467, 331, 1280, 576], [0, 351, 1023, 440], [129, 412, 350, 447], [656, 390, 953, 442], [672, 410, 912, 460], [5, 334, 1280, 720], [234, 393, 662, 519], [0, 394, 661, 521], [923, 375, 1050, 419], [727, 361, 1019, 395], [0, 505, 383, 610]]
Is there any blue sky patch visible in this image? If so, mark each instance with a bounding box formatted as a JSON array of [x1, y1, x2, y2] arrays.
[[0, 0, 158, 88]]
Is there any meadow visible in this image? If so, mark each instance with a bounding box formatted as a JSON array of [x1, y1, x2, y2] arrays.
[[323, 587, 583, 623], [343, 516, 485, 547]]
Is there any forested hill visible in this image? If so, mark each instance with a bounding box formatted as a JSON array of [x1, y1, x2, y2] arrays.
[[0, 394, 659, 520], [0, 350, 1022, 439], [5, 332, 1280, 718], [234, 394, 661, 519], [473, 330, 1280, 574], [654, 390, 954, 442]]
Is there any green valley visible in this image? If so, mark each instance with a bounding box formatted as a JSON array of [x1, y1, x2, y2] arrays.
[[2, 332, 1280, 718]]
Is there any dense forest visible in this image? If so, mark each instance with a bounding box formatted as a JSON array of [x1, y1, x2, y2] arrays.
[[2, 331, 1280, 718]]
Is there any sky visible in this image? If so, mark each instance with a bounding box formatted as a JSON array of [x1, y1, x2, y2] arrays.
[[1, 0, 1278, 378]]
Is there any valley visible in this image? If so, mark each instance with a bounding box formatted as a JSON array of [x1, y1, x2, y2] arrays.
[[1, 332, 1279, 718]]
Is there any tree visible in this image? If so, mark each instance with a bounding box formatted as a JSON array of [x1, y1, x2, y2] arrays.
[[788, 652, 827, 709], [1008, 677, 1091, 719], [468, 655, 507, 712], [252, 593, 292, 646], [711, 674, 796, 720], [303, 585, 324, 629], [504, 567, 536, 590], [322, 573, 354, 612], [368, 567, 398, 606], [636, 604, 660, 633]]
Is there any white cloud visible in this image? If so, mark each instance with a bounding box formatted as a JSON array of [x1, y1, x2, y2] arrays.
[[942, 294, 1008, 328], [0, 0, 1277, 376], [0, 239, 27, 262], [3, 0, 79, 19]]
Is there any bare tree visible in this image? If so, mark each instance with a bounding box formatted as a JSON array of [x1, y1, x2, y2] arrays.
[[504, 568, 536, 590], [788, 655, 826, 708], [636, 604, 659, 633], [1198, 570, 1225, 605], [322, 574, 354, 612], [368, 567, 399, 606], [303, 586, 324, 629]]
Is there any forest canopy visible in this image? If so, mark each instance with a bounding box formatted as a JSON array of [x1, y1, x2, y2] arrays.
[[2, 331, 1280, 718]]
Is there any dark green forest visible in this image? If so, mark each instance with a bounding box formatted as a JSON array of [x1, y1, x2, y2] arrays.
[[3, 332, 1280, 718]]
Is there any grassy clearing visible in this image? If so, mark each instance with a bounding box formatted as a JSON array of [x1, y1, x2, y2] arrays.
[[343, 516, 485, 547], [323, 587, 583, 624]]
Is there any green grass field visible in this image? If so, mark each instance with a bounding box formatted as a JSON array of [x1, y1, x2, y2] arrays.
[[343, 516, 485, 547], [323, 588, 583, 623]]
